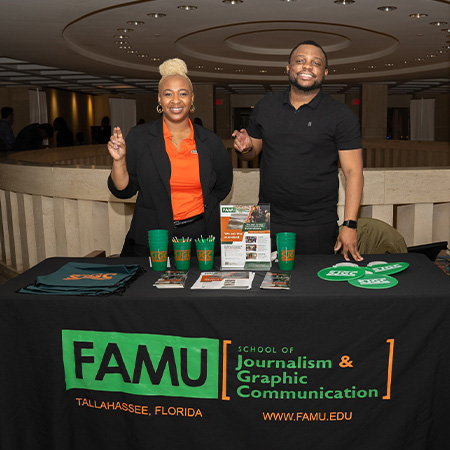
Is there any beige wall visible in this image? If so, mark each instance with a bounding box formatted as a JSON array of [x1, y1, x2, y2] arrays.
[[361, 84, 388, 139], [414, 92, 449, 142], [136, 93, 160, 124], [215, 93, 231, 139]]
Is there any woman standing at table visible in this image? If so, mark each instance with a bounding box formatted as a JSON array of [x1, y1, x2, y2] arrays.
[[107, 58, 233, 256]]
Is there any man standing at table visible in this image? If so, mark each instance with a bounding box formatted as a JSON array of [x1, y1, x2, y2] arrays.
[[233, 40, 364, 261]]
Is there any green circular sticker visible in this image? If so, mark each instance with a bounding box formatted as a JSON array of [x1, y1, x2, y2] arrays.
[[366, 262, 409, 275], [348, 273, 399, 289], [317, 266, 366, 281]]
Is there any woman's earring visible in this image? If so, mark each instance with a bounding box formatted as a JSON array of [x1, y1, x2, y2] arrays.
[[190, 104, 195, 113], [156, 104, 163, 114]]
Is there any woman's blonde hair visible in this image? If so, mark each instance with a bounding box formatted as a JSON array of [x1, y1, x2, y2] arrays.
[[158, 58, 193, 92]]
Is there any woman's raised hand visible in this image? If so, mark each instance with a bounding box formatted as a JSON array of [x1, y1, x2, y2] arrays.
[[107, 127, 126, 161]]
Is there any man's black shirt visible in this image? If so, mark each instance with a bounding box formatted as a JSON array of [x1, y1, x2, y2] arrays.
[[246, 88, 362, 226]]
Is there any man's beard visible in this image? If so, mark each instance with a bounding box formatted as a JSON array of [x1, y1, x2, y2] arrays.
[[289, 72, 324, 92]]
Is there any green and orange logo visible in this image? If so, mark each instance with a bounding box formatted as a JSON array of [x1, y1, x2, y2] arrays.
[[150, 250, 167, 262], [63, 273, 117, 281], [174, 249, 191, 261], [281, 250, 295, 261], [196, 249, 212, 261]]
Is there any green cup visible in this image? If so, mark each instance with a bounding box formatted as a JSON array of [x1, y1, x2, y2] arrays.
[[148, 229, 168, 243], [173, 240, 192, 271], [196, 240, 215, 271], [276, 232, 296, 248], [149, 231, 169, 271]]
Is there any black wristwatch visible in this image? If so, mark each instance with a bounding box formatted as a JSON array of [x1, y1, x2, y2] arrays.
[[342, 220, 357, 229]]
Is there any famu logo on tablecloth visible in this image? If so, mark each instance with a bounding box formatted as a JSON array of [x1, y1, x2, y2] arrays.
[[62, 330, 219, 399]]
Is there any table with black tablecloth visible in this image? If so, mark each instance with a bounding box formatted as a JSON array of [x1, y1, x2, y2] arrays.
[[0, 253, 449, 450]]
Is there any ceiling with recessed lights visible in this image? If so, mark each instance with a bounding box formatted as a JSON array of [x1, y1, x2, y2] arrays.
[[0, 0, 449, 96]]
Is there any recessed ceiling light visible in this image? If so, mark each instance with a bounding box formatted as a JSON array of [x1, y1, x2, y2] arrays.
[[368, 65, 377, 69], [444, 45, 450, 49], [215, 67, 224, 70], [417, 33, 424, 36], [259, 70, 268, 73], [385, 63, 394, 66], [427, 54, 437, 58], [119, 45, 132, 49], [235, 69, 244, 72], [117, 28, 134, 32], [127, 50, 139, 54], [147, 13, 167, 18], [138, 54, 149, 58], [113, 35, 129, 39], [114, 41, 129, 45], [222, 0, 243, 4], [377, 6, 397, 12], [279, 0, 298, 2], [177, 5, 198, 10], [409, 13, 428, 19], [127, 21, 144, 25], [334, 0, 355, 5], [195, 65, 204, 69], [430, 21, 448, 26]]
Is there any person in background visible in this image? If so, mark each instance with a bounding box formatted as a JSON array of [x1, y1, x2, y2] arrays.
[[107, 58, 233, 256], [75, 132, 86, 145], [53, 117, 74, 147], [233, 40, 364, 262], [13, 122, 53, 151], [0, 107, 15, 151], [99, 116, 111, 144]]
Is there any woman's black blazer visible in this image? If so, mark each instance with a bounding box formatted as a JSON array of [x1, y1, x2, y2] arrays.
[[108, 119, 233, 251]]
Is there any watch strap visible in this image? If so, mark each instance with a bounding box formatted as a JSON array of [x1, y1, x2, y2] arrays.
[[342, 220, 357, 229]]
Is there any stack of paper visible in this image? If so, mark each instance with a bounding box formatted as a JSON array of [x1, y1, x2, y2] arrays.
[[191, 271, 255, 290]]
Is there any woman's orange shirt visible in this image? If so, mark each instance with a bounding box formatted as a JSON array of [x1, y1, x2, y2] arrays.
[[163, 118, 204, 220]]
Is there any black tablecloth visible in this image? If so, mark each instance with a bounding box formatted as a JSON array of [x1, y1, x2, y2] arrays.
[[0, 253, 449, 450]]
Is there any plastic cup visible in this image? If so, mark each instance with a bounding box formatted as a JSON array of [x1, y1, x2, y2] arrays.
[[148, 230, 169, 271], [196, 240, 215, 271], [148, 229, 169, 243], [173, 240, 192, 271], [276, 232, 296, 245]]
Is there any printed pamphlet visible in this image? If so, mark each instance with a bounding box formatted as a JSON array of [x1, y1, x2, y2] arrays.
[[153, 270, 188, 289], [220, 204, 271, 270], [191, 271, 255, 290], [260, 272, 292, 289]]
